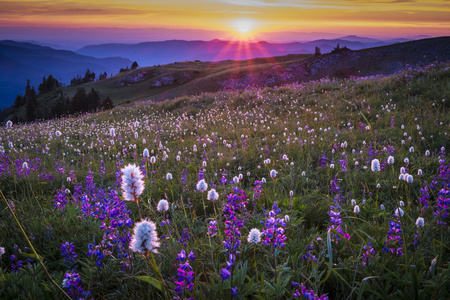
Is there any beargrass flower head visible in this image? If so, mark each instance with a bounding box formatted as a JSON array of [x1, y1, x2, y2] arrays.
[[371, 159, 380, 172], [233, 176, 239, 184], [354, 205, 360, 214], [196, 179, 208, 192], [166, 173, 172, 180], [22, 162, 28, 169], [425, 150, 430, 156], [150, 156, 156, 164], [388, 156, 395, 164], [121, 164, 145, 201], [399, 200, 405, 207], [381, 204, 385, 210], [247, 228, 261, 244], [0, 247, 4, 256], [143, 148, 149, 157], [5, 120, 12, 128], [55, 130, 62, 137], [330, 164, 335, 169], [157, 199, 169, 212], [130, 219, 160, 254], [417, 169, 423, 175], [109, 128, 115, 137], [351, 199, 356, 206], [207, 189, 219, 201]]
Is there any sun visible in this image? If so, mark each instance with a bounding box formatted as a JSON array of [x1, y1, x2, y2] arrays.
[[233, 18, 255, 36]]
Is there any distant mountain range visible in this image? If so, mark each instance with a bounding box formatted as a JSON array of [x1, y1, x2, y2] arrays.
[[0, 40, 132, 108], [76, 35, 419, 67]]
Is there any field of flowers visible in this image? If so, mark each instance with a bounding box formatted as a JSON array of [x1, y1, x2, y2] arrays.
[[0, 62, 449, 299]]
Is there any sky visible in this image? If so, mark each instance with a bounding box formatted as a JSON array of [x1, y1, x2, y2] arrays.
[[0, 0, 449, 47]]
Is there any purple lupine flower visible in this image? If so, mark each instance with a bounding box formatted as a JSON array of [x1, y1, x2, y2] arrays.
[[61, 242, 78, 268], [62, 270, 91, 300], [383, 221, 403, 255]]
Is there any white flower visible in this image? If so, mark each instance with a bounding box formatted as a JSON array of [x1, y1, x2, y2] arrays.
[[270, 169, 277, 178], [377, 183, 381, 189], [404, 158, 409, 164], [418, 169, 423, 176], [289, 190, 294, 197], [65, 189, 70, 194], [143, 148, 149, 157], [400, 167, 406, 174], [233, 176, 239, 184], [415, 217, 425, 227], [157, 199, 169, 212], [330, 164, 335, 169], [351, 199, 356, 206], [207, 189, 219, 201], [130, 219, 160, 254], [387, 156, 394, 165], [399, 201, 404, 207], [380, 204, 385, 210], [394, 207, 404, 217], [0, 246, 4, 256], [371, 159, 380, 172], [301, 171, 306, 176], [409, 147, 414, 153], [121, 164, 145, 201], [247, 228, 261, 244], [262, 178, 266, 183], [22, 162, 28, 169], [110, 128, 115, 137], [399, 174, 405, 181], [55, 130, 62, 137], [406, 174, 413, 183], [425, 150, 430, 156], [166, 173, 172, 180], [5, 120, 12, 128], [150, 156, 156, 164], [196, 179, 208, 192], [284, 215, 290, 223], [203, 161, 207, 167], [354, 205, 360, 214]]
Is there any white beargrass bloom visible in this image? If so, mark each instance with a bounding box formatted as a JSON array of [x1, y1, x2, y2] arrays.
[[22, 162, 28, 169], [409, 147, 414, 153], [247, 228, 261, 244], [380, 204, 385, 210], [387, 156, 394, 165], [418, 169, 423, 176], [415, 217, 425, 227], [150, 156, 156, 164], [330, 164, 335, 169], [351, 199, 356, 206], [5, 120, 12, 128], [143, 148, 149, 158], [0, 247, 4, 256], [207, 189, 219, 201], [110, 128, 115, 137], [130, 219, 160, 254], [55, 130, 62, 137], [400, 167, 406, 174], [284, 215, 290, 223], [289, 190, 294, 197], [157, 199, 169, 212], [425, 150, 430, 156], [196, 179, 208, 192], [371, 159, 380, 172], [134, 132, 138, 139], [166, 173, 172, 180], [121, 164, 145, 201], [262, 177, 266, 183], [399, 201, 405, 207], [404, 158, 409, 164], [354, 205, 360, 214]]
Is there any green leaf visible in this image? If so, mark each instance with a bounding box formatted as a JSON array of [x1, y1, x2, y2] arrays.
[[326, 228, 333, 269], [21, 252, 43, 261], [357, 276, 379, 300], [135, 276, 163, 292]]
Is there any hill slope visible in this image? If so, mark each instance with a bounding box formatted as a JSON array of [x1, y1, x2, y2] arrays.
[[0, 40, 132, 108]]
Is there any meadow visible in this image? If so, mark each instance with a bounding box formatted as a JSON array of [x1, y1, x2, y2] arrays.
[[0, 62, 449, 299]]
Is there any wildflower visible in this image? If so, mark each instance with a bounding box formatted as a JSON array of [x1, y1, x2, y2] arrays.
[[302, 171, 306, 176], [196, 179, 208, 192], [416, 217, 425, 227], [157, 199, 169, 212], [134, 132, 138, 139], [387, 156, 395, 164], [377, 183, 381, 189], [404, 158, 409, 164], [262, 178, 266, 183], [55, 130, 62, 137], [406, 174, 413, 183], [109, 128, 115, 137], [121, 164, 145, 201], [371, 159, 380, 172], [5, 120, 12, 128], [330, 164, 335, 169], [381, 204, 385, 210], [417, 169, 423, 175], [247, 228, 261, 244], [284, 215, 290, 222], [129, 219, 160, 254], [394, 207, 404, 217], [399, 201, 404, 207], [62, 271, 91, 299], [351, 199, 356, 206], [143, 148, 149, 158], [0, 247, 4, 256], [400, 167, 406, 174], [166, 173, 172, 180], [150, 156, 156, 164], [233, 176, 239, 184], [354, 205, 360, 214], [60, 242, 78, 268], [409, 147, 414, 153], [425, 150, 430, 156], [22, 162, 28, 169], [207, 189, 219, 201], [270, 169, 277, 178]]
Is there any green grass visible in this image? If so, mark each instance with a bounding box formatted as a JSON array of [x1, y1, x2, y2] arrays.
[[0, 62, 449, 299]]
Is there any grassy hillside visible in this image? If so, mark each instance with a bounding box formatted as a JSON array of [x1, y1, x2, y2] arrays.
[[0, 61, 449, 299]]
